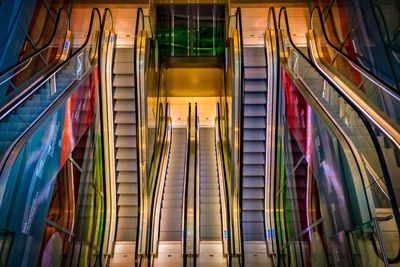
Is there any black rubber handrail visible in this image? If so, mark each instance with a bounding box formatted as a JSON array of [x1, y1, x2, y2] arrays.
[[183, 103, 191, 262], [0, 8, 70, 79], [0, 8, 102, 223], [310, 6, 400, 98], [148, 102, 170, 263], [278, 6, 400, 264], [216, 103, 232, 262], [97, 7, 113, 264]]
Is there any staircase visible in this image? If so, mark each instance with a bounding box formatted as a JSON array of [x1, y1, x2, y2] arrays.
[[111, 47, 138, 263], [242, 46, 267, 242]]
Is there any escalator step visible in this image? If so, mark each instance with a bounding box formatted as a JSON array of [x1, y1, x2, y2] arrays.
[[118, 206, 138, 217], [115, 112, 136, 124], [113, 74, 135, 88], [117, 159, 137, 171], [200, 226, 222, 239], [244, 67, 267, 80], [244, 117, 266, 128], [114, 48, 134, 63], [243, 188, 264, 199], [243, 176, 264, 187], [118, 194, 138, 205], [244, 104, 266, 116], [244, 129, 265, 141], [116, 124, 136, 136], [114, 87, 135, 100], [244, 93, 267, 105], [243, 165, 264, 176], [244, 141, 265, 152], [116, 148, 137, 160], [0, 131, 20, 142], [242, 199, 264, 210], [245, 80, 267, 92], [242, 211, 264, 222], [117, 171, 137, 182], [113, 62, 134, 74], [116, 228, 137, 242], [243, 153, 265, 164], [117, 182, 138, 195], [114, 100, 136, 112], [116, 136, 137, 148]]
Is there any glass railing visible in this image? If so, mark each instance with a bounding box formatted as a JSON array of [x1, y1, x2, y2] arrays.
[[308, 0, 400, 90], [0, 8, 71, 113], [0, 8, 101, 162], [155, 3, 226, 57], [276, 6, 400, 265]]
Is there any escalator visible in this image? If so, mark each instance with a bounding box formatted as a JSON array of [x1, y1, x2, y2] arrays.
[[261, 6, 400, 266], [0, 8, 112, 266]]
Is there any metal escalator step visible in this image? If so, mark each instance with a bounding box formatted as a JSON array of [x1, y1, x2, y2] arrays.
[[116, 228, 137, 241], [200, 226, 221, 239], [117, 148, 137, 160], [160, 208, 182, 220], [244, 141, 265, 152], [243, 188, 264, 199], [118, 194, 138, 205], [116, 124, 136, 136], [113, 74, 135, 87], [163, 199, 182, 208], [163, 192, 183, 200], [242, 222, 265, 234], [115, 48, 134, 63], [200, 213, 221, 225], [116, 136, 137, 148], [244, 47, 266, 58], [117, 171, 137, 183], [243, 165, 264, 176], [244, 55, 266, 67], [244, 92, 267, 104], [243, 211, 264, 221], [163, 186, 184, 193], [200, 204, 220, 213], [243, 177, 264, 187], [0, 122, 25, 132], [16, 106, 43, 115], [115, 112, 136, 124], [165, 179, 184, 187], [244, 117, 265, 128], [114, 87, 135, 99], [118, 206, 138, 217], [244, 104, 266, 116], [117, 159, 137, 171], [113, 62, 134, 74], [200, 196, 220, 204], [160, 218, 182, 231], [114, 100, 136, 112], [117, 217, 138, 229], [200, 183, 219, 191], [243, 153, 265, 164], [242, 199, 264, 210], [159, 231, 181, 241], [244, 67, 267, 80], [118, 182, 138, 195], [245, 80, 267, 92], [244, 129, 265, 141]]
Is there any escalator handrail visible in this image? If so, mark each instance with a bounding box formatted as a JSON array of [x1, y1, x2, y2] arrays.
[[216, 103, 232, 260], [0, 8, 102, 178], [0, 8, 70, 80], [148, 103, 170, 259], [234, 7, 246, 263], [266, 6, 281, 266], [183, 103, 191, 257], [278, 6, 400, 264], [194, 103, 199, 256], [310, 6, 400, 103]]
